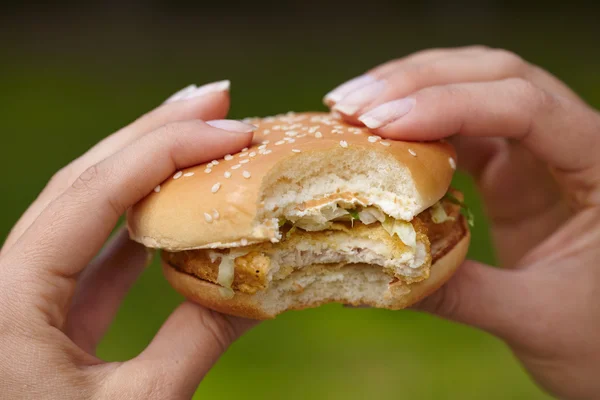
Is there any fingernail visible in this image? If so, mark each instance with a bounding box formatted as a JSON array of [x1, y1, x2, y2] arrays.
[[164, 80, 230, 104], [358, 98, 416, 129], [323, 74, 377, 106], [332, 80, 386, 116], [206, 119, 257, 133]]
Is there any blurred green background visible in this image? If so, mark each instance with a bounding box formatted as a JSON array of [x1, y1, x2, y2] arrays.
[[2, 2, 599, 399]]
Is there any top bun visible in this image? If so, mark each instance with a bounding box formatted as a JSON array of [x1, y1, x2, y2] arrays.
[[127, 112, 457, 251]]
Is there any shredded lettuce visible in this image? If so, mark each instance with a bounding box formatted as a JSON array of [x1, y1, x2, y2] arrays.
[[286, 225, 298, 239], [348, 209, 360, 220], [443, 192, 475, 227], [382, 217, 417, 249], [216, 254, 236, 299], [430, 202, 455, 223]]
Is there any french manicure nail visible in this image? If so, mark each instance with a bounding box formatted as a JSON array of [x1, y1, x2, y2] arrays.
[[358, 98, 416, 129], [206, 119, 257, 133], [332, 80, 386, 116], [164, 80, 231, 104], [323, 74, 376, 106]]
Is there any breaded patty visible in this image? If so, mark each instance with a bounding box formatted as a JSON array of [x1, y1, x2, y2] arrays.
[[163, 195, 462, 295]]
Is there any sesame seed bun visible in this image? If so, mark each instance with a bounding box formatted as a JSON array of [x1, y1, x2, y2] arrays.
[[161, 215, 470, 320], [127, 112, 457, 251]]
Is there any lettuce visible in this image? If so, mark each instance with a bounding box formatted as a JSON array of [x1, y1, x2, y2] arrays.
[[443, 192, 475, 227]]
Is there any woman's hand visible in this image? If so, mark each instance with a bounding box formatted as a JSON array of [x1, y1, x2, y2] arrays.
[[324, 46, 600, 400], [0, 81, 259, 399]]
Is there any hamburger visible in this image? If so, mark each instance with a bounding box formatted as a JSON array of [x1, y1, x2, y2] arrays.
[[127, 112, 472, 319]]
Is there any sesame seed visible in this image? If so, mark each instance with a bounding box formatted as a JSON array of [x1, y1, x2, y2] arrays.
[[224, 171, 232, 178], [211, 183, 221, 193], [286, 138, 296, 143], [173, 171, 183, 179], [408, 149, 417, 156], [258, 144, 267, 150], [262, 140, 270, 144], [154, 185, 161, 193], [184, 172, 195, 177], [380, 141, 391, 147], [297, 133, 307, 138], [285, 130, 298, 137], [270, 238, 279, 243], [449, 157, 456, 169], [333, 129, 343, 134], [212, 209, 220, 220], [263, 129, 271, 134], [211, 160, 219, 165], [301, 127, 308, 131], [242, 147, 248, 152], [242, 170, 251, 179], [315, 131, 323, 138], [258, 149, 266, 154], [204, 212, 213, 223], [239, 152, 248, 158], [241, 238, 248, 246], [231, 164, 242, 170], [340, 140, 348, 148], [249, 152, 256, 158], [334, 125, 343, 129], [224, 154, 233, 161], [275, 140, 286, 145], [292, 149, 301, 153], [273, 125, 281, 130], [264, 149, 273, 155], [204, 168, 212, 174], [368, 135, 380, 143], [240, 159, 249, 164]]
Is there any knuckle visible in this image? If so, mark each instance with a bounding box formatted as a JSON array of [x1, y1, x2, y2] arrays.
[[71, 164, 103, 193], [509, 77, 557, 112], [491, 49, 528, 75], [197, 308, 238, 354], [463, 44, 491, 53]]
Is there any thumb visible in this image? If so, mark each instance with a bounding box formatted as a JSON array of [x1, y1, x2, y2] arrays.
[[126, 302, 258, 398], [414, 260, 528, 342]]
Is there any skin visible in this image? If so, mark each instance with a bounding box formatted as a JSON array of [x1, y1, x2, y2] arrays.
[[324, 46, 600, 399], [0, 86, 259, 399]]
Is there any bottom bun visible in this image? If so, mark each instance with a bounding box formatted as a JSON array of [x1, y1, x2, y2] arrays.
[[162, 217, 470, 320]]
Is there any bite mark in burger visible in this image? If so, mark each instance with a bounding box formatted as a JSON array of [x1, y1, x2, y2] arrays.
[[127, 112, 471, 319]]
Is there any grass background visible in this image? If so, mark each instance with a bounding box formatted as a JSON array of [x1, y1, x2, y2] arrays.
[[1, 2, 599, 398]]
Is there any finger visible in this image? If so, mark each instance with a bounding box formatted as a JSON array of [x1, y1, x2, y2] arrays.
[[1, 81, 230, 256], [323, 45, 489, 105], [446, 135, 507, 181], [358, 79, 600, 177], [4, 119, 255, 327], [414, 260, 529, 344], [366, 45, 491, 78], [65, 228, 150, 354], [332, 49, 582, 121], [128, 302, 257, 399]]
